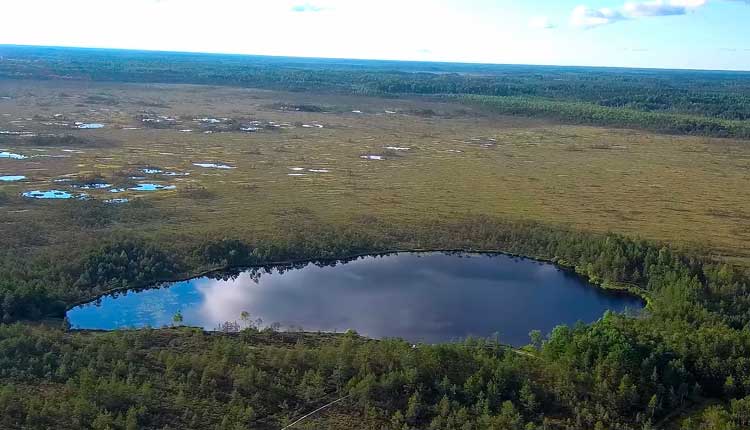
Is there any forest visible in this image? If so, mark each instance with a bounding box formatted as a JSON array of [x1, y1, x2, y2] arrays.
[[1, 216, 750, 429]]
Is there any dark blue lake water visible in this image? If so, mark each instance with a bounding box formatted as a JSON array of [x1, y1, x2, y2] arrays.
[[67, 252, 643, 345]]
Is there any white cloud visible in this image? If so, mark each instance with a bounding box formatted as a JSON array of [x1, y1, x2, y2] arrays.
[[572, 0, 717, 28], [571, 6, 626, 28], [528, 16, 556, 29], [291, 3, 324, 12], [623, 0, 707, 17]]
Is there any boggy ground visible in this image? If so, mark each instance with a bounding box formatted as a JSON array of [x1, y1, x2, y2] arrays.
[[1, 79, 749, 264]]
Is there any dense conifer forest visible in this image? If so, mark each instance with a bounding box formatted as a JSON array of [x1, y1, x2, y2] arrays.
[[1, 217, 750, 429]]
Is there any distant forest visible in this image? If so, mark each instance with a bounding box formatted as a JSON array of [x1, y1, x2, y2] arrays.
[[1, 45, 749, 138]]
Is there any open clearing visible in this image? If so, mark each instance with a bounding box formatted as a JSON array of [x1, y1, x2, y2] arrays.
[[1, 79, 749, 263]]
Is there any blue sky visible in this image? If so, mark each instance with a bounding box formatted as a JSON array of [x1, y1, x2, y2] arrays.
[[1, 0, 748, 70]]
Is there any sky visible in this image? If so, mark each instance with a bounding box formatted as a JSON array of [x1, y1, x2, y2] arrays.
[[1, 0, 749, 70]]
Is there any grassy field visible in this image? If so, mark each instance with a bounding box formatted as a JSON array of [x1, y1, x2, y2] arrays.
[[1, 79, 749, 265]]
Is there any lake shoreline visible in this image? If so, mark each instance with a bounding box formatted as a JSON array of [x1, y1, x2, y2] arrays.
[[63, 248, 649, 329]]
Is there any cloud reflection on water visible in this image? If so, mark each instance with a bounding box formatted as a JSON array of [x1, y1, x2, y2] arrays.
[[68, 253, 643, 345]]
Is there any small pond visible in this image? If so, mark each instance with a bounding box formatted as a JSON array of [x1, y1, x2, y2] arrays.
[[75, 123, 105, 129], [104, 198, 129, 204], [22, 190, 85, 199], [194, 163, 235, 169], [67, 252, 643, 345], [0, 151, 27, 160], [0, 175, 26, 182], [129, 183, 176, 191], [75, 183, 112, 190]]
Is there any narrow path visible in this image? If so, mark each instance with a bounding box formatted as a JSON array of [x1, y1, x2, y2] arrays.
[[654, 396, 713, 429], [476, 343, 540, 360], [281, 394, 352, 429], [278, 345, 535, 429], [509, 348, 539, 359]]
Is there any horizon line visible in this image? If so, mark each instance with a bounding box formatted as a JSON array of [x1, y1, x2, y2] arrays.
[[1, 43, 749, 74]]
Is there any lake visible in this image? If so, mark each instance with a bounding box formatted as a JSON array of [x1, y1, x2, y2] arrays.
[[67, 252, 644, 345]]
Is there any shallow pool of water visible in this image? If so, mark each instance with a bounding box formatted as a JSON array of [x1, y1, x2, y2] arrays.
[[0, 175, 26, 182], [0, 151, 27, 160], [129, 183, 176, 191], [76, 183, 112, 190], [22, 190, 85, 199], [194, 163, 235, 169], [67, 252, 643, 345], [75, 123, 105, 129]]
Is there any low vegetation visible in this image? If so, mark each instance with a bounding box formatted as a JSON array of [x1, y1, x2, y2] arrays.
[[2, 45, 750, 137], [1, 46, 750, 428], [27, 134, 101, 147]]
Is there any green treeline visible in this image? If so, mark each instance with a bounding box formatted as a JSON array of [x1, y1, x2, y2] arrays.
[[1, 216, 747, 327], [1, 217, 750, 428], [462, 95, 750, 139], [0, 218, 684, 321], [2, 46, 750, 137]]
